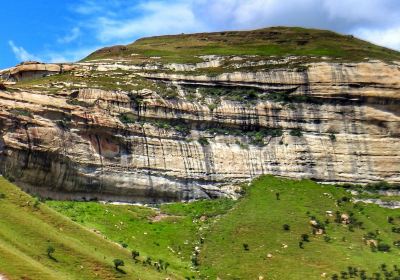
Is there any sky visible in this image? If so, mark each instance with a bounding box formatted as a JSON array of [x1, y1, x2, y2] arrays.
[[1, 0, 400, 69]]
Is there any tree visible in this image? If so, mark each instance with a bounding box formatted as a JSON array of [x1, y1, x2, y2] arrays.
[[131, 250, 140, 260], [243, 243, 249, 251], [113, 259, 125, 270], [275, 192, 280, 200], [47, 245, 55, 258]]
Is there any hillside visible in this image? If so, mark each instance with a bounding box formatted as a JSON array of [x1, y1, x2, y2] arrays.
[[0, 177, 177, 280], [0, 175, 395, 279], [85, 27, 400, 63]]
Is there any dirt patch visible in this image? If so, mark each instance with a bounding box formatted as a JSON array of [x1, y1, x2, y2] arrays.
[[0, 274, 8, 280], [150, 213, 181, 222]]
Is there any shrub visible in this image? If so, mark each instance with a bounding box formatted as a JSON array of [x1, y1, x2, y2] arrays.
[[283, 224, 290, 231], [119, 113, 136, 124], [47, 245, 55, 258], [393, 240, 400, 248], [198, 137, 209, 146], [329, 133, 336, 141], [377, 243, 391, 252], [10, 108, 33, 118], [132, 250, 140, 260], [113, 259, 125, 269], [290, 128, 303, 137], [301, 234, 310, 242], [33, 198, 41, 209], [243, 243, 249, 251], [67, 98, 91, 107], [324, 235, 331, 243]]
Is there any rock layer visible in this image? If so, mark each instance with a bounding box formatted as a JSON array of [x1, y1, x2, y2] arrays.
[[0, 59, 399, 202]]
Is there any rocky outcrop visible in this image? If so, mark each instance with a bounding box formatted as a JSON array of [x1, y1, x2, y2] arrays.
[[0, 61, 75, 82], [0, 59, 399, 203]]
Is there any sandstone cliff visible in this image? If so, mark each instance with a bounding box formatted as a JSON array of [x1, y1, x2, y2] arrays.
[[0, 28, 399, 202]]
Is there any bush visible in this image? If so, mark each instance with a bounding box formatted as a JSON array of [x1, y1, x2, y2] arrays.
[[324, 235, 331, 243], [290, 128, 303, 137], [67, 98, 91, 107], [377, 243, 391, 252], [132, 250, 140, 260], [393, 240, 400, 248], [113, 259, 125, 269], [198, 137, 209, 146], [47, 245, 55, 258], [329, 133, 336, 141], [283, 224, 290, 231], [301, 234, 310, 242], [119, 113, 136, 124], [10, 108, 33, 118], [243, 243, 249, 251]]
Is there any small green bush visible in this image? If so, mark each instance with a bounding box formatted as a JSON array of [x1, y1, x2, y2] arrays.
[[301, 234, 310, 242], [283, 224, 290, 231], [377, 243, 391, 252], [132, 250, 140, 260], [47, 245, 55, 258], [290, 129, 303, 137], [113, 259, 125, 269], [119, 113, 136, 124], [198, 137, 209, 146]]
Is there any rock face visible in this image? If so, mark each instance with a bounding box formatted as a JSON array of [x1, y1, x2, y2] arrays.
[[0, 56, 399, 202], [0, 61, 74, 82]]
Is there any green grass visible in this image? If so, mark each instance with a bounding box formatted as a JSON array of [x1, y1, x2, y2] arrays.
[[85, 26, 400, 63], [199, 176, 400, 279], [2, 175, 400, 279], [0, 177, 176, 280], [46, 197, 235, 279]]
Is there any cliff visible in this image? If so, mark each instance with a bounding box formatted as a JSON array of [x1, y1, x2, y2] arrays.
[[0, 27, 399, 202]]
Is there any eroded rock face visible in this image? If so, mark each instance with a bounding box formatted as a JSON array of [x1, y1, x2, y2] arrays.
[[0, 61, 74, 82], [0, 59, 399, 202]]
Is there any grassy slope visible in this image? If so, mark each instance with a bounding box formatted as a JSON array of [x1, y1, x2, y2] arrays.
[[0, 177, 173, 280], [85, 27, 400, 63], [46, 198, 235, 279], [200, 176, 400, 279], [2, 175, 400, 279]]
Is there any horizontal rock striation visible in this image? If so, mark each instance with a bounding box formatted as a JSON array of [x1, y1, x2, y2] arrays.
[[0, 59, 399, 202]]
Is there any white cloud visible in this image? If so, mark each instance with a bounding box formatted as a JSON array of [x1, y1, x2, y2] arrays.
[[58, 27, 81, 44], [94, 1, 206, 43], [45, 46, 101, 63], [8, 40, 99, 64], [56, 0, 400, 53], [7, 0, 400, 67], [8, 41, 41, 62], [354, 26, 400, 51]]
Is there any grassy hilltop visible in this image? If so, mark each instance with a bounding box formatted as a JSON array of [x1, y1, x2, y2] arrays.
[[2, 175, 400, 279], [85, 26, 400, 63]]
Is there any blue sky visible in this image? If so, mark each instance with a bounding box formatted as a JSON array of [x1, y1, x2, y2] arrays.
[[2, 0, 400, 69]]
